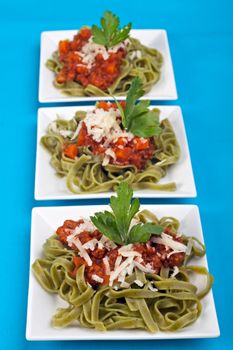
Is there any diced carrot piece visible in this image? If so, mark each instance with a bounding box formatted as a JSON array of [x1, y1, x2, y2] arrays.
[[77, 125, 88, 146], [63, 144, 78, 159], [105, 63, 117, 74], [114, 147, 131, 161], [115, 137, 128, 146], [59, 40, 69, 55], [134, 138, 149, 150], [79, 27, 92, 40], [96, 101, 110, 111], [73, 256, 86, 268]]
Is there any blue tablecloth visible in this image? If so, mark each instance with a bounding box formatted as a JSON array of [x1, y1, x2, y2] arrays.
[[1, 0, 232, 348]]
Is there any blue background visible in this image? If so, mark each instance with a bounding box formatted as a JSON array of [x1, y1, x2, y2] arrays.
[[1, 0, 233, 349]]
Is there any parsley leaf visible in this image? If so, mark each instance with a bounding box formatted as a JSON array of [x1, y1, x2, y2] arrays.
[[110, 182, 140, 242], [92, 11, 132, 49], [90, 182, 163, 245], [116, 77, 162, 138], [128, 223, 163, 243], [90, 211, 123, 245]]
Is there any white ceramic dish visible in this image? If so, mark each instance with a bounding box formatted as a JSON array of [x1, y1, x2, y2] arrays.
[[35, 105, 196, 200], [26, 204, 219, 340], [39, 29, 177, 102]]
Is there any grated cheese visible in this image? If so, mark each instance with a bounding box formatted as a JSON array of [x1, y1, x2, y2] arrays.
[[92, 274, 104, 283], [67, 236, 92, 266], [82, 238, 98, 251], [78, 37, 128, 70], [120, 251, 141, 258], [110, 256, 134, 284], [103, 256, 111, 275], [59, 130, 73, 138], [148, 283, 158, 292], [114, 255, 122, 269], [171, 266, 179, 278], [72, 219, 96, 236], [120, 281, 130, 288], [152, 233, 187, 253], [134, 261, 154, 273], [134, 279, 144, 287]]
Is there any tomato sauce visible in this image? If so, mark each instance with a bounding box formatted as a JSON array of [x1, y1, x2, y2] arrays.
[[76, 122, 154, 169], [56, 28, 127, 90], [56, 220, 185, 288]]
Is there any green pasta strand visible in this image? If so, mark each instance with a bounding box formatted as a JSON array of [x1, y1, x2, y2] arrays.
[[46, 37, 163, 97]]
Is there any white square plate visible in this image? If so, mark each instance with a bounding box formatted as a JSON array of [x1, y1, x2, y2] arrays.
[[35, 105, 196, 200], [26, 204, 219, 340], [39, 29, 177, 102]]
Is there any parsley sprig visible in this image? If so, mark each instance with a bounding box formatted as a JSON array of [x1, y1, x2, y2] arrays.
[[90, 183, 163, 245], [114, 77, 162, 138], [92, 11, 131, 49]]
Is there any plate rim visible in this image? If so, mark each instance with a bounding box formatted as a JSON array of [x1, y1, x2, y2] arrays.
[[26, 204, 220, 340]]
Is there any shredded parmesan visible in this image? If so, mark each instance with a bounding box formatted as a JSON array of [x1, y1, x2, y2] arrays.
[[152, 233, 187, 253], [120, 281, 130, 288], [134, 261, 154, 273], [67, 236, 92, 266], [82, 238, 98, 251], [148, 283, 158, 292], [80, 108, 134, 147], [92, 274, 104, 283], [120, 251, 141, 258], [72, 219, 96, 236], [103, 256, 111, 275], [114, 255, 122, 269], [134, 279, 144, 287], [77, 37, 128, 70], [110, 256, 134, 283], [171, 266, 179, 278], [59, 130, 73, 138]]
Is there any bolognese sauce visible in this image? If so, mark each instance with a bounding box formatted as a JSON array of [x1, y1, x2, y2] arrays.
[[56, 219, 185, 288], [56, 27, 128, 90]]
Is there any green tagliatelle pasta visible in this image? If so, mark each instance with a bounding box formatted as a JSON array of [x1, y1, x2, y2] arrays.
[[32, 214, 213, 332], [46, 37, 163, 97], [41, 109, 180, 194]]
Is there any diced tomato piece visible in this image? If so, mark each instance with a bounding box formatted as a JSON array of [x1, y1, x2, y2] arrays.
[[133, 137, 150, 150], [73, 256, 86, 268], [92, 144, 105, 154], [78, 231, 93, 244], [63, 144, 78, 159], [114, 137, 128, 146], [114, 147, 131, 161], [85, 263, 106, 287], [91, 248, 106, 259], [108, 249, 119, 270], [77, 124, 88, 146], [59, 40, 69, 55], [79, 27, 92, 40], [167, 253, 185, 267], [66, 70, 76, 81], [105, 63, 117, 74], [76, 65, 88, 74], [96, 101, 111, 111], [95, 53, 104, 62]]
